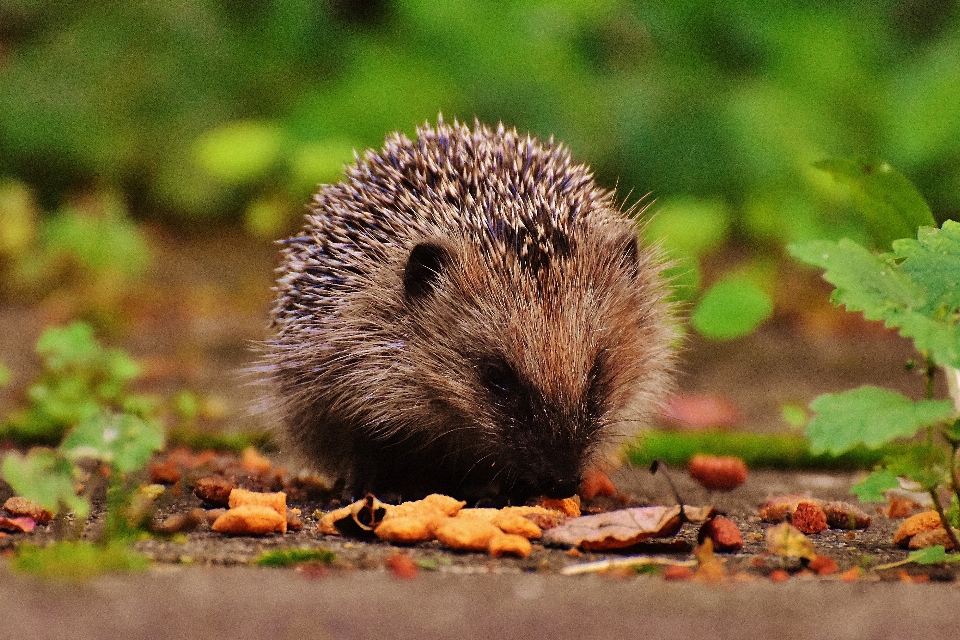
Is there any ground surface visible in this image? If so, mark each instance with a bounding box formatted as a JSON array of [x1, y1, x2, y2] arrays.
[[2, 232, 959, 638]]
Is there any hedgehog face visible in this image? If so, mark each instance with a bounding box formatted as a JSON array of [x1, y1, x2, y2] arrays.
[[395, 222, 667, 500]]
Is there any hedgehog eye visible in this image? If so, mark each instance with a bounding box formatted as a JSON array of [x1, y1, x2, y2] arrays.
[[403, 241, 452, 300], [479, 359, 521, 400]]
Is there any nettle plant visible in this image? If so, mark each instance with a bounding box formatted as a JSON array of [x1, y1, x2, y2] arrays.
[[791, 158, 960, 548], [1, 322, 164, 542]]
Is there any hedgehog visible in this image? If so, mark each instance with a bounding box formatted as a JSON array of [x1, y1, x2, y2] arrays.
[[264, 118, 676, 503]]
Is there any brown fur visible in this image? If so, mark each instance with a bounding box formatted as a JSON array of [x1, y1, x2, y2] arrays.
[[263, 119, 675, 502]]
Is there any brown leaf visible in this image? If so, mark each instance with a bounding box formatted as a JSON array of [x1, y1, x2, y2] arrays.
[[0, 516, 36, 533], [765, 522, 816, 560], [3, 497, 53, 524], [541, 505, 683, 551]]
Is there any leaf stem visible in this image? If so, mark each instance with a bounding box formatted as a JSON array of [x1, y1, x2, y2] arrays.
[[950, 440, 960, 526], [927, 488, 960, 551]]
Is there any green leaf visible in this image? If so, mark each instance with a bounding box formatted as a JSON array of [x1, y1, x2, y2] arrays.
[[814, 156, 935, 248], [907, 546, 960, 565], [790, 221, 960, 368], [36, 322, 100, 371], [62, 411, 165, 474], [807, 386, 954, 454], [788, 239, 927, 319], [0, 362, 11, 387], [691, 277, 773, 340], [884, 445, 949, 491], [12, 541, 148, 580], [41, 199, 149, 279], [894, 222, 960, 312], [193, 120, 284, 185], [1, 449, 89, 517], [253, 548, 336, 567], [851, 470, 900, 503], [646, 198, 731, 259]]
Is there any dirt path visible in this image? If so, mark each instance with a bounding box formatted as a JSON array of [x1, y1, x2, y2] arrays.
[[3, 232, 959, 638], [3, 559, 958, 640]]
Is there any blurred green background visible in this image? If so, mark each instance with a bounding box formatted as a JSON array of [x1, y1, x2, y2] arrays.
[[1, 0, 958, 304]]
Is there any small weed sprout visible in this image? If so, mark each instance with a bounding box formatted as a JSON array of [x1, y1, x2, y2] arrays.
[[791, 158, 960, 549], [1, 322, 165, 544]]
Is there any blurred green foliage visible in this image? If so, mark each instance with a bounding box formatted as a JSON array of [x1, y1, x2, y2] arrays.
[[2, 0, 958, 234], [1, 322, 156, 445], [2, 1, 960, 341]]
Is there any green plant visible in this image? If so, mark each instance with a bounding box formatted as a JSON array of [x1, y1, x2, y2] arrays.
[[791, 158, 960, 548], [1, 322, 165, 546], [626, 429, 927, 471], [253, 547, 337, 568], [1, 322, 153, 445]]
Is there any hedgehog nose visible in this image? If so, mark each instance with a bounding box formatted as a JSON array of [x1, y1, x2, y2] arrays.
[[542, 477, 580, 499]]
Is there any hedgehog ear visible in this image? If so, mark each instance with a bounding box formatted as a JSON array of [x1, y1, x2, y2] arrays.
[[404, 241, 453, 300], [617, 232, 641, 278]]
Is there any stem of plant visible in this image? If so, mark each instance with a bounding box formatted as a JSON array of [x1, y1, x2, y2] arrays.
[[927, 488, 960, 551], [951, 440, 960, 521]]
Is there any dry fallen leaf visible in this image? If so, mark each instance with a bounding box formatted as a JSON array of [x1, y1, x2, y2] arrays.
[[765, 522, 816, 561], [0, 516, 36, 533], [3, 497, 53, 525], [541, 505, 683, 551]]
